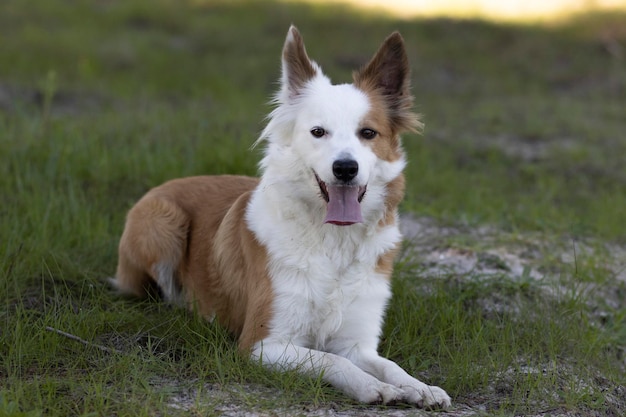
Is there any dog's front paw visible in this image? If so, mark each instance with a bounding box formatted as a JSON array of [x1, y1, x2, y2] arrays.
[[350, 378, 405, 405], [401, 382, 451, 409]]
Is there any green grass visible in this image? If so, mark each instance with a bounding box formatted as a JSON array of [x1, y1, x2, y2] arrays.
[[1, 0, 625, 415], [386, 261, 623, 414]]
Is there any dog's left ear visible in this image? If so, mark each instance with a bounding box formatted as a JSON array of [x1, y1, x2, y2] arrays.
[[280, 25, 319, 100], [354, 32, 421, 133]]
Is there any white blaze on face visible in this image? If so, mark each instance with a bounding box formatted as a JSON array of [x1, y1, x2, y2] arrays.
[[291, 79, 377, 225]]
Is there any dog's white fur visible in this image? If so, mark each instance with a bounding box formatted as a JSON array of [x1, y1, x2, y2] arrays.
[[111, 26, 451, 408]]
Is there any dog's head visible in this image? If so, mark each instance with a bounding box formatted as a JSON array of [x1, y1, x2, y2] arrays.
[[258, 26, 420, 226]]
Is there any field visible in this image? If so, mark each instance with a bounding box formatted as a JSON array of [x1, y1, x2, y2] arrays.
[[1, 1, 625, 416]]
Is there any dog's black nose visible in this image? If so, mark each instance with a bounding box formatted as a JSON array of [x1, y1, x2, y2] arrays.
[[332, 159, 359, 182]]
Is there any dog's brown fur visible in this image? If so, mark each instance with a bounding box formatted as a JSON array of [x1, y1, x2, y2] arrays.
[[114, 175, 273, 351]]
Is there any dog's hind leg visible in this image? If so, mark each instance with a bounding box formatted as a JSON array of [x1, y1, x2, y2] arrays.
[[111, 196, 189, 304]]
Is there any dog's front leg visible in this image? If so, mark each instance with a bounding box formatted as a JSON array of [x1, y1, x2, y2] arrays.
[[348, 350, 451, 409], [251, 341, 404, 405]]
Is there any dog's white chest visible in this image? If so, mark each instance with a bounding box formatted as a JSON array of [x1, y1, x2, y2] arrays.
[[250, 222, 398, 350], [299, 273, 350, 345], [270, 257, 384, 349], [246, 173, 403, 350]]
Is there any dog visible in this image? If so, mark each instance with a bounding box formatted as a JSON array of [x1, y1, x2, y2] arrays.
[[110, 26, 451, 409]]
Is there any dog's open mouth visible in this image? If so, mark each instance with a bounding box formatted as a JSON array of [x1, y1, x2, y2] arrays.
[[315, 173, 367, 226]]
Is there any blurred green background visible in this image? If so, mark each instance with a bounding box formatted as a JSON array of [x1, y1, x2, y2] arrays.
[[2, 0, 625, 242]]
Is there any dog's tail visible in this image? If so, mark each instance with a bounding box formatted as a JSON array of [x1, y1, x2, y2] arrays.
[[110, 196, 189, 304]]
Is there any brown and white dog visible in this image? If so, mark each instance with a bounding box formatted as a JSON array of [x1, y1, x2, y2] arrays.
[[111, 26, 451, 408]]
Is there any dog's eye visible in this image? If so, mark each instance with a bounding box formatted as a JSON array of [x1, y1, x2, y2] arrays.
[[360, 128, 377, 140], [310, 127, 326, 138]]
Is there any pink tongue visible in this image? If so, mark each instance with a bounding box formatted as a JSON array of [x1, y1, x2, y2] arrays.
[[324, 185, 363, 226]]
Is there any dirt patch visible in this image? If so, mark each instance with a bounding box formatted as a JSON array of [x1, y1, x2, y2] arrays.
[[400, 214, 626, 335], [165, 380, 477, 417], [399, 213, 626, 284]]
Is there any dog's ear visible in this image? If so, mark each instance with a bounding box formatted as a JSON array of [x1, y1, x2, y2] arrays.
[[354, 32, 421, 133], [281, 25, 318, 99]]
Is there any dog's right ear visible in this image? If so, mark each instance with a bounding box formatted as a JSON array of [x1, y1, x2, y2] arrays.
[[280, 25, 319, 100]]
